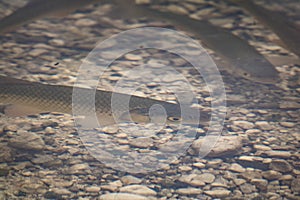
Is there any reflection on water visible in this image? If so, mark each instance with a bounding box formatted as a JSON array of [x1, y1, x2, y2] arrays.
[[0, 0, 299, 199]]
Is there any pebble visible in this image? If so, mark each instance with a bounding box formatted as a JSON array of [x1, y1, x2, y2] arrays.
[[0, 144, 12, 162], [255, 121, 273, 131], [178, 165, 192, 172], [233, 178, 246, 186], [229, 163, 246, 173], [74, 18, 97, 26], [279, 122, 295, 128], [178, 174, 205, 186], [253, 144, 272, 151], [291, 178, 300, 193], [51, 188, 72, 195], [102, 126, 119, 134], [264, 150, 292, 158], [99, 193, 151, 200], [68, 163, 90, 174], [31, 154, 62, 167], [45, 127, 55, 134], [262, 170, 282, 180], [233, 121, 255, 130], [8, 131, 45, 151], [129, 137, 153, 148], [101, 185, 118, 192], [44, 191, 63, 199], [0, 165, 9, 176], [121, 175, 142, 185], [204, 189, 231, 198], [49, 39, 65, 46], [197, 173, 216, 183], [28, 48, 48, 57], [239, 183, 256, 194], [166, 4, 189, 15], [176, 188, 202, 195], [250, 179, 268, 191], [190, 136, 243, 157], [269, 159, 293, 172], [3, 124, 18, 132], [124, 53, 143, 61], [85, 186, 101, 193], [279, 175, 293, 181], [245, 129, 261, 135], [192, 162, 206, 169], [239, 171, 262, 181], [119, 185, 157, 196]]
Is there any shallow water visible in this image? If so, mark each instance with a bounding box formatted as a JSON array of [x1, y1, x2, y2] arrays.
[[0, 0, 299, 199]]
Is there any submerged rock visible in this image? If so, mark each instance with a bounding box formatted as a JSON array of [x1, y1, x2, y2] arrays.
[[99, 193, 152, 200], [190, 136, 244, 157], [8, 131, 45, 151]]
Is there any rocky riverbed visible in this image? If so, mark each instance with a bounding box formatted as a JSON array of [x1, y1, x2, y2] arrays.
[[0, 0, 299, 199]]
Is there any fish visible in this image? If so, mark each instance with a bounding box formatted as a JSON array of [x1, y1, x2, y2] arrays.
[[0, 0, 103, 35], [0, 75, 210, 127], [230, 0, 300, 58], [110, 0, 280, 84]]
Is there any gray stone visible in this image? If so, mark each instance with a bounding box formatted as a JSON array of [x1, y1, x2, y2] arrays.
[[269, 159, 293, 172], [0, 144, 12, 162], [262, 170, 282, 180], [233, 121, 254, 129], [176, 188, 202, 195], [119, 185, 157, 196], [255, 121, 273, 131], [239, 183, 256, 194], [8, 131, 45, 151], [229, 163, 246, 173], [197, 173, 215, 183], [129, 137, 153, 148], [279, 122, 295, 128], [204, 189, 231, 198], [121, 175, 142, 185], [85, 186, 101, 193], [291, 178, 300, 193], [51, 188, 72, 195], [250, 179, 268, 191], [190, 136, 243, 157], [265, 150, 292, 158], [99, 193, 151, 200]]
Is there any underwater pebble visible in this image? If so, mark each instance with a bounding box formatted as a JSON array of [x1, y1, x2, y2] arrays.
[[121, 175, 142, 185], [233, 121, 255, 130], [176, 188, 202, 195], [204, 189, 231, 198], [99, 193, 151, 200], [119, 185, 157, 196], [8, 131, 45, 151], [269, 159, 293, 173]]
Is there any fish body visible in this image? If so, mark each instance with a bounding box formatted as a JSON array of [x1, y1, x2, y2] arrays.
[[111, 1, 279, 84], [0, 76, 209, 127], [231, 0, 300, 58], [0, 0, 101, 34]]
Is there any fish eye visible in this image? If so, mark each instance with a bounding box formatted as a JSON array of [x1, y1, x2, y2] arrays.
[[167, 116, 181, 122]]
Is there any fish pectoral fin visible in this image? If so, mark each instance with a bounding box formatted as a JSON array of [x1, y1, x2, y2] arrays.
[[2, 104, 45, 117]]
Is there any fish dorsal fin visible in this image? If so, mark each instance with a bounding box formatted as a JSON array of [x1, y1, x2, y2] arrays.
[[0, 75, 35, 85]]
